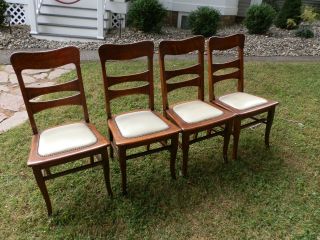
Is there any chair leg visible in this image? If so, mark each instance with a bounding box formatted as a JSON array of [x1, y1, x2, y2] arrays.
[[101, 151, 113, 197], [265, 107, 276, 148], [181, 133, 190, 177], [32, 167, 52, 216], [108, 129, 114, 159], [170, 135, 179, 179], [118, 147, 127, 195], [233, 118, 242, 160], [223, 120, 233, 163]]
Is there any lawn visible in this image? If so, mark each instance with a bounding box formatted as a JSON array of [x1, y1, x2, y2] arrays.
[[0, 60, 319, 239]]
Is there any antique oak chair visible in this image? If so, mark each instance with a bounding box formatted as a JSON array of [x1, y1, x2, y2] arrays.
[[158, 36, 235, 177], [98, 41, 180, 194], [208, 34, 279, 160], [10, 47, 112, 215]]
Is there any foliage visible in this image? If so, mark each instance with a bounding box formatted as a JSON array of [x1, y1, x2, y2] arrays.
[[127, 0, 166, 33], [295, 26, 314, 38], [286, 18, 298, 30], [244, 4, 276, 34], [263, 0, 280, 12], [301, 5, 318, 24], [0, 0, 8, 25], [275, 0, 302, 29], [188, 7, 221, 37]]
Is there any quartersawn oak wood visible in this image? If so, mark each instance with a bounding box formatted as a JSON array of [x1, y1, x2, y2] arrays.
[[10, 46, 112, 216], [158, 36, 235, 177], [99, 41, 180, 194], [208, 34, 279, 159]]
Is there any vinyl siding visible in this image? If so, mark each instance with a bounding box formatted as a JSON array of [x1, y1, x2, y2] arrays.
[[238, 0, 252, 17]]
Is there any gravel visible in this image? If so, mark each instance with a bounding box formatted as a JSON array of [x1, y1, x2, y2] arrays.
[[1, 23, 320, 56]]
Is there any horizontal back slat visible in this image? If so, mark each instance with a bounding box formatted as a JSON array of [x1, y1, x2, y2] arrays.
[[212, 70, 240, 83], [99, 41, 154, 61], [212, 59, 240, 72], [167, 77, 200, 93], [108, 85, 150, 100], [107, 71, 149, 87], [30, 93, 82, 114], [165, 64, 201, 80], [208, 34, 245, 51], [26, 80, 79, 99], [159, 36, 204, 56]]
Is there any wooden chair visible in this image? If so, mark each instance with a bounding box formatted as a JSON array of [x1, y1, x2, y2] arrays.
[[158, 36, 235, 177], [10, 47, 112, 216], [98, 41, 180, 194], [208, 34, 279, 160]]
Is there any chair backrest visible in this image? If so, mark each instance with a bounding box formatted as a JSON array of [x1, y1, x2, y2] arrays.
[[10, 46, 89, 135], [207, 34, 245, 101], [158, 36, 205, 112], [98, 41, 154, 119]]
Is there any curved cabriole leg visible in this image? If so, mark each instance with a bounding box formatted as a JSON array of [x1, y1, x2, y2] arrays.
[[233, 118, 242, 160], [118, 147, 127, 195], [181, 133, 190, 177], [101, 151, 113, 197], [223, 120, 233, 163], [32, 167, 52, 216], [265, 107, 276, 148], [170, 135, 179, 179]]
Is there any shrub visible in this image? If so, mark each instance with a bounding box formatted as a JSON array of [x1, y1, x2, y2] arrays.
[[295, 26, 314, 38], [0, 0, 8, 25], [188, 7, 220, 37], [263, 0, 280, 12], [301, 5, 318, 24], [244, 4, 276, 34], [127, 0, 166, 33], [287, 18, 298, 29], [275, 0, 301, 29]]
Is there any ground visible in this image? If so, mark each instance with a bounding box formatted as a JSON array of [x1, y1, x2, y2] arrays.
[[0, 60, 319, 239]]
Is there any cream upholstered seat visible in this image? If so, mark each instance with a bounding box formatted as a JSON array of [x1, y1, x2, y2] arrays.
[[38, 122, 97, 156], [219, 92, 268, 110], [115, 110, 169, 138], [173, 100, 223, 124]]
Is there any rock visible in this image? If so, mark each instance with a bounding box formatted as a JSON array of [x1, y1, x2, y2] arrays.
[[0, 85, 9, 92], [0, 112, 7, 123], [0, 92, 24, 111], [23, 69, 51, 75], [3, 65, 15, 74], [59, 63, 75, 70], [48, 68, 70, 80], [0, 111, 28, 133], [0, 71, 9, 83], [27, 82, 55, 88], [22, 75, 36, 83], [33, 73, 48, 80], [9, 74, 18, 84]]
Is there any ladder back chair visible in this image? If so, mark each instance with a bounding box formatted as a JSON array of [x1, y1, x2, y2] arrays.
[[208, 34, 279, 160], [10, 47, 112, 216], [159, 36, 235, 177], [98, 41, 180, 194]]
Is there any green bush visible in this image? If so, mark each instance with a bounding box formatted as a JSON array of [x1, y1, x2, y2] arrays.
[[263, 0, 280, 12], [301, 5, 318, 24], [127, 0, 166, 33], [275, 0, 301, 29], [295, 26, 314, 38], [287, 18, 298, 29], [244, 4, 276, 34], [188, 7, 221, 37], [0, 0, 8, 25]]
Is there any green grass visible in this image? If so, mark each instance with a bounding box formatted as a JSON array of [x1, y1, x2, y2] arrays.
[[0, 60, 320, 239]]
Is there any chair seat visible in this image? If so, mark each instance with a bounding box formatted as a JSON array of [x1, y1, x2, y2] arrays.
[[219, 92, 268, 110], [38, 122, 97, 156], [115, 110, 169, 138], [173, 100, 223, 124]]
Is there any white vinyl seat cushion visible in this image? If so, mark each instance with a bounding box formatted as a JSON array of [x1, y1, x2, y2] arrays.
[[38, 122, 97, 156], [115, 110, 169, 138], [219, 92, 268, 110], [173, 100, 223, 124]]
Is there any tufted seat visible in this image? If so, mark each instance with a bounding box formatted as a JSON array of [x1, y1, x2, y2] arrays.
[[38, 122, 97, 156], [219, 92, 268, 110], [173, 100, 223, 124], [115, 110, 169, 138]]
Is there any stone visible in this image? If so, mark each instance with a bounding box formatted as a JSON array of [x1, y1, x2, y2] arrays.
[[0, 112, 7, 123], [0, 111, 28, 133], [0, 86, 9, 92], [23, 69, 51, 75], [0, 71, 9, 83], [27, 82, 55, 88], [9, 74, 18, 84], [48, 69, 70, 80], [22, 75, 36, 83], [3, 65, 15, 74], [59, 63, 75, 70], [0, 92, 24, 111], [33, 73, 48, 80]]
